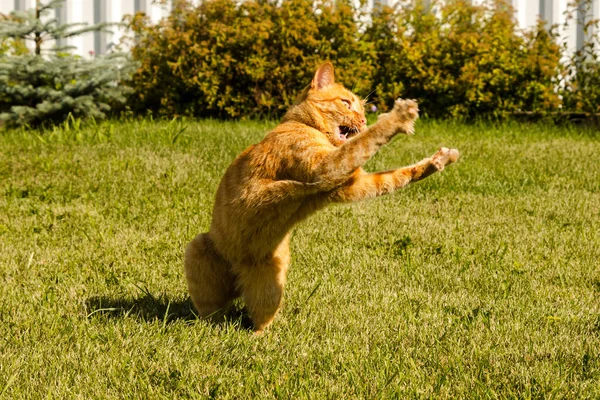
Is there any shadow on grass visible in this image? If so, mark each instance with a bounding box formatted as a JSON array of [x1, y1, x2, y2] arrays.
[[85, 292, 253, 330]]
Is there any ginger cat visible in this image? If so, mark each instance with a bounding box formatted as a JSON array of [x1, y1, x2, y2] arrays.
[[185, 62, 459, 332]]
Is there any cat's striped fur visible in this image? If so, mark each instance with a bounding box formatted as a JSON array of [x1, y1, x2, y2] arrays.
[[185, 63, 459, 332]]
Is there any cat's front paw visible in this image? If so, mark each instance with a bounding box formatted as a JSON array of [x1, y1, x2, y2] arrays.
[[430, 147, 459, 171], [391, 99, 419, 135]]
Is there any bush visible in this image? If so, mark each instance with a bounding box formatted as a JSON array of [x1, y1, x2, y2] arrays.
[[366, 0, 562, 118], [0, 0, 136, 128], [128, 0, 598, 120], [128, 0, 374, 118], [560, 0, 600, 114], [0, 53, 135, 127]]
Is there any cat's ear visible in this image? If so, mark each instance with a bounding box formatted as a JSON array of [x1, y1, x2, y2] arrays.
[[311, 62, 335, 90]]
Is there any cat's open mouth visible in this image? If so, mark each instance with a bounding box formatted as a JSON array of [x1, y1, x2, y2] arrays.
[[339, 125, 359, 141]]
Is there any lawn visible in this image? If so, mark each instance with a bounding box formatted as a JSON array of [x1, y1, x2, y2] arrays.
[[1, 118, 599, 398]]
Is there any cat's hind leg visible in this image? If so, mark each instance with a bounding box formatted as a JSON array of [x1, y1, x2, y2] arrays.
[[233, 242, 290, 333], [184, 233, 237, 319], [236, 261, 288, 333]]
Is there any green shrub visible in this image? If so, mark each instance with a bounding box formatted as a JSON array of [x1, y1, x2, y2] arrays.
[[560, 0, 600, 113], [128, 0, 597, 120], [128, 0, 374, 118], [366, 0, 562, 118], [0, 53, 135, 127], [0, 0, 136, 128]]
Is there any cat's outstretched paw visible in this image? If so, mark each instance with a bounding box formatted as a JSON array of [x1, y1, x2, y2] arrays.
[[391, 99, 419, 135], [431, 147, 459, 171]]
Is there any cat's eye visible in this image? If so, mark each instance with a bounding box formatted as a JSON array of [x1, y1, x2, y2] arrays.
[[341, 99, 352, 110]]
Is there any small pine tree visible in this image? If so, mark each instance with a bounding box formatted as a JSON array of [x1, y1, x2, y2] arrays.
[[0, 0, 136, 128]]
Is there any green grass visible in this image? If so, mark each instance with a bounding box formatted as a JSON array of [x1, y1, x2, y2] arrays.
[[1, 118, 599, 398]]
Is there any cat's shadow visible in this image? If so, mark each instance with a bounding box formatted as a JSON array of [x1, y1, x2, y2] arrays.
[[84, 292, 253, 330]]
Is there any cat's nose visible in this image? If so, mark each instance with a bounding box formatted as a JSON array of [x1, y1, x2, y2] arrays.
[[361, 118, 366, 126]]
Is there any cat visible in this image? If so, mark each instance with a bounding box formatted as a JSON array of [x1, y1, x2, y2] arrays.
[[184, 62, 459, 333]]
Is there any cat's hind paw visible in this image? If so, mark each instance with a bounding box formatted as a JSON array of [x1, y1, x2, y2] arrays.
[[431, 147, 459, 171], [391, 99, 419, 135]]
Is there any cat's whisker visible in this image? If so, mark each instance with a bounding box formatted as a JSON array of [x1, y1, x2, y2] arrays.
[[363, 90, 376, 104]]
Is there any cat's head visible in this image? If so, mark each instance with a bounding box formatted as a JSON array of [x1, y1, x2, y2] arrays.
[[288, 62, 367, 146]]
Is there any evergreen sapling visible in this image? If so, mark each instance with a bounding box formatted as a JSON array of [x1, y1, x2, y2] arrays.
[[0, 0, 136, 128]]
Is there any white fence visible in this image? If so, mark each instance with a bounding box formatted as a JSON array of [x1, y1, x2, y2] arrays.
[[1, 0, 599, 57], [0, 0, 172, 55]]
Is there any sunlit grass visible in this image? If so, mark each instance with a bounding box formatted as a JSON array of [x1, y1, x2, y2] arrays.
[[1, 118, 598, 398]]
